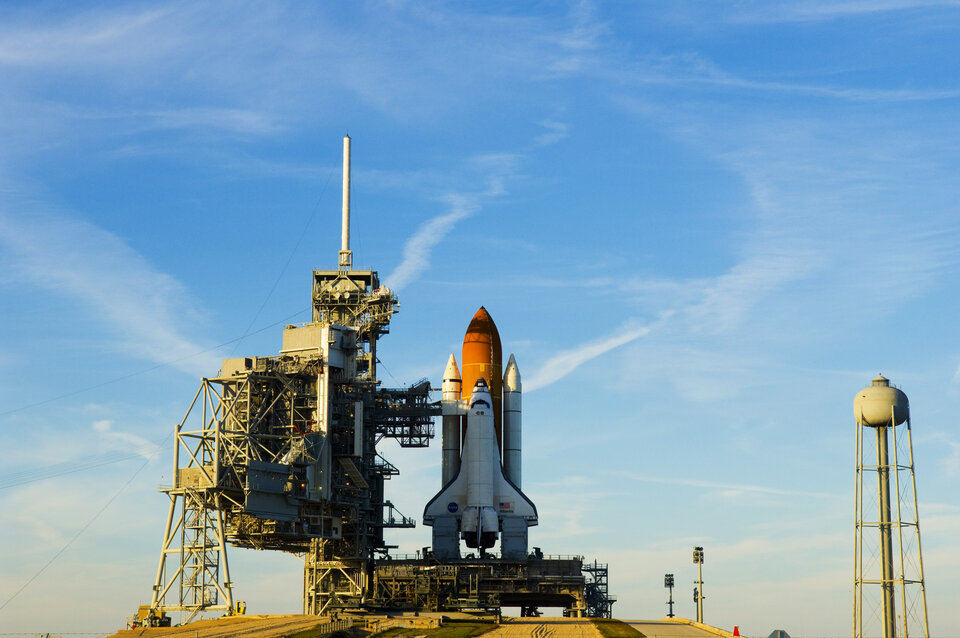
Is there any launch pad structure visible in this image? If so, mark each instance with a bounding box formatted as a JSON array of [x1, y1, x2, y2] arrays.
[[144, 137, 614, 625], [150, 266, 436, 621]]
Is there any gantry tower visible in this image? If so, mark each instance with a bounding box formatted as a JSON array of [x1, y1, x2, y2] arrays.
[[147, 137, 439, 623]]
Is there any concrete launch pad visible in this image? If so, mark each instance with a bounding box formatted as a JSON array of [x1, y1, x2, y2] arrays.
[[109, 615, 738, 638], [490, 619, 737, 638]]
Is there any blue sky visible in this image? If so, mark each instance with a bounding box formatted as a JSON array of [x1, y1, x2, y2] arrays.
[[1, 1, 959, 635]]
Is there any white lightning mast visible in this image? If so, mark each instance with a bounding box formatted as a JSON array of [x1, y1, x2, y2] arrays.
[[339, 135, 353, 269]]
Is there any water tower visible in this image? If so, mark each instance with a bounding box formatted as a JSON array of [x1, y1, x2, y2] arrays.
[[853, 375, 929, 638]]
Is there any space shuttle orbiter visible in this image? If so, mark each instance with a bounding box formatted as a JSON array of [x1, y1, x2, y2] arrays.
[[423, 308, 537, 560]]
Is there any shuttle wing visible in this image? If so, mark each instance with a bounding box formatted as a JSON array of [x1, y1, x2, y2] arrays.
[[423, 435, 537, 524]]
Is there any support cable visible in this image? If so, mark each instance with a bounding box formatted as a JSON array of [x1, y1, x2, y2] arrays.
[[375, 357, 401, 387], [1, 167, 338, 618], [4, 162, 336, 419], [228, 171, 333, 357], [0, 447, 162, 491], [0, 308, 309, 418], [0, 429, 172, 612]]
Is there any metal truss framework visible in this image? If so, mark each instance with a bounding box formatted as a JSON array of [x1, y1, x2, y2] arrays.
[[582, 560, 616, 619], [302, 269, 436, 615], [151, 384, 234, 624], [149, 268, 439, 620]]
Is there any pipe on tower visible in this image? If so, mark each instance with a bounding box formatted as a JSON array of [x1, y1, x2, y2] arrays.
[[876, 422, 896, 638]]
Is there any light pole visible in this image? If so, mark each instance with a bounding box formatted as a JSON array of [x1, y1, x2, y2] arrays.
[[693, 546, 704, 623], [664, 574, 675, 618]]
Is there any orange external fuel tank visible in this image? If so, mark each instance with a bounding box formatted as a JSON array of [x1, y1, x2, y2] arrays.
[[460, 307, 503, 454]]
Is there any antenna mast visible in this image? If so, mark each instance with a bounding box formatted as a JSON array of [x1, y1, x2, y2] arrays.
[[339, 135, 353, 269]]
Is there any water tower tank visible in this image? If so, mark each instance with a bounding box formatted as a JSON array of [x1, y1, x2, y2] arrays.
[[853, 374, 908, 427]]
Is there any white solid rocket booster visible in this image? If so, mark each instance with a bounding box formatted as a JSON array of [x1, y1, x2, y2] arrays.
[[502, 354, 521, 488], [441, 354, 462, 485]]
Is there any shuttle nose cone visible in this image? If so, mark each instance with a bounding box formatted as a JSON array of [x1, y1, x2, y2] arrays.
[[469, 377, 492, 410]]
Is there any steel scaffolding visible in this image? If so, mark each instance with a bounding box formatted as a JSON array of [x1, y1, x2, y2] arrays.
[[582, 560, 615, 619], [147, 267, 438, 621]]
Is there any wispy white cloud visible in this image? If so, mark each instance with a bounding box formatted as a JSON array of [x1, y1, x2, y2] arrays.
[[140, 107, 282, 135], [525, 318, 661, 391], [540, 0, 608, 74], [0, 2, 614, 139], [385, 195, 479, 291], [0, 7, 174, 66], [922, 509, 960, 535], [929, 433, 960, 476], [468, 153, 523, 198], [735, 78, 960, 104], [715, 532, 848, 561], [23, 104, 282, 138], [616, 470, 841, 500], [529, 485, 604, 540], [614, 342, 779, 404], [617, 53, 960, 102], [385, 152, 524, 291], [727, 0, 960, 24], [92, 420, 160, 460], [947, 443, 960, 476], [610, 93, 960, 349], [682, 247, 819, 335], [533, 120, 570, 147], [0, 206, 214, 375], [12, 105, 285, 140]]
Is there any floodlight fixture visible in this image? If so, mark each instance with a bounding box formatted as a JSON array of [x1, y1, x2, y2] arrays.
[[664, 573, 675, 618], [692, 546, 705, 622]]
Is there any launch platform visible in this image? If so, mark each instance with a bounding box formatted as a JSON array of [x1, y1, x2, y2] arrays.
[[368, 555, 587, 615]]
